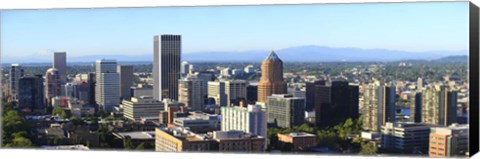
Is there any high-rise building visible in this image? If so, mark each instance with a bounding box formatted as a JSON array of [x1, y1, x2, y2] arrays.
[[130, 84, 154, 98], [208, 80, 247, 107], [266, 94, 305, 128], [18, 75, 45, 113], [247, 84, 258, 104], [420, 85, 457, 126], [45, 68, 62, 107], [306, 80, 359, 128], [121, 96, 164, 122], [153, 35, 181, 101], [95, 59, 120, 113], [73, 81, 89, 102], [362, 82, 396, 131], [244, 65, 255, 74], [53, 52, 67, 84], [221, 104, 267, 138], [178, 77, 205, 111], [208, 81, 228, 106], [9, 64, 24, 102], [117, 65, 134, 100], [257, 51, 287, 103], [87, 73, 96, 106], [181, 61, 190, 77], [429, 124, 469, 157], [417, 77, 426, 90], [381, 122, 431, 154], [410, 92, 422, 123]]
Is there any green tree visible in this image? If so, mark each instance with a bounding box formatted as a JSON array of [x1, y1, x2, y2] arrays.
[[5, 136, 33, 148], [135, 143, 145, 150], [358, 142, 377, 155]]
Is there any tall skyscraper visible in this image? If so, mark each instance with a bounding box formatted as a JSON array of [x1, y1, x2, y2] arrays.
[[53, 52, 67, 83], [95, 59, 120, 113], [306, 80, 359, 128], [178, 77, 205, 111], [153, 35, 181, 101], [420, 85, 457, 126], [117, 65, 134, 100], [9, 64, 24, 102], [18, 75, 45, 113], [362, 81, 396, 131], [87, 73, 96, 106], [257, 51, 287, 103], [45, 68, 61, 107], [266, 94, 305, 128]]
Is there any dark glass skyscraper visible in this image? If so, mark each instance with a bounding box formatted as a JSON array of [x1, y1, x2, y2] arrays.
[[18, 75, 45, 114], [307, 80, 359, 128], [153, 35, 181, 101]]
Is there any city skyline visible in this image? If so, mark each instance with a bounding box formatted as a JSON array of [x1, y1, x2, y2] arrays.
[[0, 2, 469, 61]]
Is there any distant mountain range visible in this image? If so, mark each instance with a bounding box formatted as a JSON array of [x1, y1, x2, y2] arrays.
[[2, 45, 468, 64]]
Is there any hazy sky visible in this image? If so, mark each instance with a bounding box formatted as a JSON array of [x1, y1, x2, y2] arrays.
[[0, 2, 469, 58]]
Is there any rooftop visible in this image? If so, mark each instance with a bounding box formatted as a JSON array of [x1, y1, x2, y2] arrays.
[[42, 145, 89, 150], [113, 131, 155, 140], [264, 51, 282, 62], [282, 132, 316, 137]]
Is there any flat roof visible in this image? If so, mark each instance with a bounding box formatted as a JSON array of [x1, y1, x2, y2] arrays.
[[114, 131, 155, 140], [281, 132, 316, 137]]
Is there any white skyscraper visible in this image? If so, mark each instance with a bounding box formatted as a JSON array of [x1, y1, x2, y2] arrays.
[[95, 59, 120, 113], [221, 104, 267, 138], [181, 61, 190, 77]]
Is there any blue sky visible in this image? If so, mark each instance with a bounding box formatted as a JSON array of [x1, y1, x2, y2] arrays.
[[0, 2, 469, 58]]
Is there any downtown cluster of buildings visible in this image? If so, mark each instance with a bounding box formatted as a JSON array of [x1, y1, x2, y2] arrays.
[[2, 34, 469, 157]]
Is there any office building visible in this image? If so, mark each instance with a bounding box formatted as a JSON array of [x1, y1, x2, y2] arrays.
[[429, 124, 469, 157], [208, 81, 228, 106], [9, 64, 24, 102], [306, 80, 359, 128], [420, 85, 457, 126], [266, 94, 305, 128], [45, 68, 62, 107], [155, 127, 215, 152], [212, 130, 266, 152], [18, 75, 45, 113], [381, 122, 431, 154], [362, 82, 396, 131], [258, 51, 287, 102], [178, 77, 205, 111], [277, 132, 317, 151], [73, 81, 89, 102], [95, 59, 120, 113], [153, 34, 181, 101], [247, 84, 258, 104], [208, 80, 247, 107], [181, 61, 190, 77], [244, 65, 254, 74], [53, 52, 67, 84], [121, 96, 164, 122], [87, 73, 96, 106], [172, 112, 220, 133], [117, 65, 134, 100], [130, 84, 153, 98], [221, 104, 267, 138], [163, 99, 187, 125]]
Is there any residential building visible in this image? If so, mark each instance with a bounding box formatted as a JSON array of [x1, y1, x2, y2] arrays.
[[362, 81, 396, 131], [420, 85, 457, 126], [45, 68, 62, 107], [9, 64, 24, 102], [178, 77, 205, 111]]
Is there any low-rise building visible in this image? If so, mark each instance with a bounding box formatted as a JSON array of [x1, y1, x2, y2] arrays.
[[381, 122, 431, 154], [121, 96, 164, 122], [277, 132, 317, 151], [172, 112, 220, 133], [429, 124, 469, 157]]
